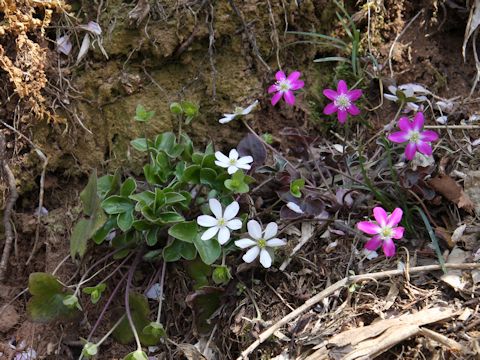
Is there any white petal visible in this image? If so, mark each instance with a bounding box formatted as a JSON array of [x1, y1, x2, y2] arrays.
[[215, 160, 229, 168], [236, 163, 251, 171], [286, 202, 303, 214], [218, 227, 231, 245], [56, 35, 72, 55], [215, 151, 230, 163], [387, 85, 397, 94], [219, 114, 235, 124], [384, 94, 398, 102], [208, 198, 223, 219], [266, 238, 287, 247], [259, 249, 272, 268], [79, 21, 102, 35], [241, 100, 259, 115], [229, 149, 239, 160], [201, 226, 219, 240], [226, 219, 242, 230], [242, 246, 260, 263], [197, 215, 218, 227], [263, 222, 278, 239], [76, 33, 91, 64], [247, 220, 262, 240], [224, 201, 239, 220], [235, 238, 257, 249], [236, 156, 253, 165], [227, 165, 239, 175]]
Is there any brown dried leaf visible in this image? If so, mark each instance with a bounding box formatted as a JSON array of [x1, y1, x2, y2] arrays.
[[428, 174, 474, 212]]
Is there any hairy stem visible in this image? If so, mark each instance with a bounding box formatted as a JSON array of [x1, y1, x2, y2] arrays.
[[156, 261, 167, 323], [126, 250, 144, 351]]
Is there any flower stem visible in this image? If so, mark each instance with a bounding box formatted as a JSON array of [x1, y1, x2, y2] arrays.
[[125, 250, 144, 351], [155, 261, 167, 323]]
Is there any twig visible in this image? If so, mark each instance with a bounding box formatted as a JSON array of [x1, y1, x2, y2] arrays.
[[0, 133, 18, 281], [237, 262, 480, 359]]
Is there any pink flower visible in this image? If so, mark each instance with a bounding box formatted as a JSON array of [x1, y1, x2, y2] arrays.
[[356, 207, 404, 257], [387, 112, 439, 160], [323, 80, 362, 123], [268, 71, 304, 106]]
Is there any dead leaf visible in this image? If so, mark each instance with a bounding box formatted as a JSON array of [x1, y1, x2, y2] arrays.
[[177, 344, 208, 360], [464, 170, 480, 216], [441, 247, 469, 290], [428, 174, 474, 212]]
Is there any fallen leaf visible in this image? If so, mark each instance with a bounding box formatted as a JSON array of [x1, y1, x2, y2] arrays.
[[441, 247, 469, 290], [428, 174, 474, 212]]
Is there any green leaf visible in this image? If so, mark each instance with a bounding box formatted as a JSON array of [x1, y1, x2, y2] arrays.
[[120, 178, 137, 197], [143, 249, 162, 262], [83, 283, 107, 304], [81, 342, 98, 358], [102, 196, 134, 214], [134, 104, 155, 122], [170, 102, 183, 115], [192, 234, 221, 265], [70, 211, 107, 258], [225, 171, 250, 194], [97, 170, 121, 199], [63, 294, 82, 310], [212, 265, 232, 285], [143, 322, 166, 339], [117, 209, 134, 232], [168, 221, 197, 243], [186, 287, 223, 335], [163, 239, 196, 262], [164, 192, 187, 205], [157, 212, 184, 224], [185, 258, 211, 289], [130, 191, 155, 207], [28, 272, 63, 296], [200, 168, 217, 186], [182, 164, 201, 184], [80, 170, 99, 217], [146, 227, 159, 246], [290, 178, 305, 198], [123, 350, 148, 360], [92, 216, 117, 245], [130, 138, 149, 152]]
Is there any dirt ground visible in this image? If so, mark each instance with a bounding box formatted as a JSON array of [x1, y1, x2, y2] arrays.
[[1, 0, 480, 359]]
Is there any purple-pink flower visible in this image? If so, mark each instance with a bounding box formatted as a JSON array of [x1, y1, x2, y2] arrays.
[[268, 70, 304, 106], [356, 207, 404, 257], [387, 112, 439, 160], [323, 80, 362, 123]]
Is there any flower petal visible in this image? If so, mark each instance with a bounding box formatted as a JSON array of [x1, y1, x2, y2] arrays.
[[323, 102, 338, 115], [384, 94, 398, 102], [337, 80, 348, 94], [215, 151, 230, 163], [235, 238, 257, 249], [259, 249, 272, 268], [229, 149, 239, 160], [382, 238, 396, 257], [266, 238, 287, 247], [283, 91, 296, 106], [271, 92, 283, 106], [219, 114, 235, 124], [387, 208, 403, 227], [364, 235, 382, 251], [209, 198, 223, 219], [416, 141, 433, 156], [392, 226, 404, 239], [227, 165, 239, 175], [242, 246, 260, 263], [373, 207, 388, 227], [290, 80, 304, 90], [236, 163, 252, 171], [323, 89, 338, 100], [347, 104, 361, 116], [420, 130, 439, 142], [247, 220, 262, 240], [412, 111, 424, 131], [268, 84, 278, 93], [388, 131, 409, 143], [197, 215, 218, 227], [241, 100, 259, 114], [398, 117, 412, 132], [275, 71, 286, 81], [236, 156, 253, 165], [337, 109, 348, 123], [215, 160, 229, 168], [201, 226, 219, 240], [263, 222, 278, 239], [404, 142, 417, 160], [227, 218, 242, 230], [224, 201, 239, 220], [218, 227, 231, 245], [357, 221, 381, 235], [347, 89, 362, 101], [287, 71, 301, 82]]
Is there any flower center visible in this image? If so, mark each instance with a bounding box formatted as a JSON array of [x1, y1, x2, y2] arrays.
[[234, 107, 243, 115], [218, 218, 226, 227], [379, 226, 393, 240], [409, 131, 420, 143], [257, 238, 267, 248], [334, 94, 351, 110], [277, 80, 291, 92], [229, 158, 237, 165]]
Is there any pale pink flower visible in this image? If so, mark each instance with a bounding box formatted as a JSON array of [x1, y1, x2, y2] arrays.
[[268, 70, 304, 106], [323, 80, 362, 123], [356, 207, 404, 257], [387, 112, 439, 160]]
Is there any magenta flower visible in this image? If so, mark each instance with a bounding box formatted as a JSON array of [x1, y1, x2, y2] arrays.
[[387, 112, 439, 160], [323, 80, 362, 123], [268, 70, 304, 106], [356, 207, 404, 257]]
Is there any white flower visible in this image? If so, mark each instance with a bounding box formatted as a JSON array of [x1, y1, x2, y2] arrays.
[[215, 149, 253, 175], [197, 199, 242, 244], [384, 84, 429, 112], [56, 35, 72, 55], [219, 100, 259, 124], [78, 21, 102, 35], [286, 202, 303, 214], [235, 220, 287, 268]]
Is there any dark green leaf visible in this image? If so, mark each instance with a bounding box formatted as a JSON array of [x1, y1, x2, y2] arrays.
[[120, 178, 137, 197], [168, 221, 197, 243], [164, 192, 187, 205], [70, 210, 107, 258], [117, 209, 134, 232], [130, 138, 148, 152], [97, 170, 121, 199], [200, 168, 217, 186], [185, 258, 211, 289], [92, 216, 117, 245], [80, 171, 99, 217], [123, 350, 148, 360], [102, 196, 134, 214], [186, 287, 223, 335], [192, 234, 221, 265], [146, 227, 159, 246], [182, 164, 201, 183], [143, 322, 166, 339]]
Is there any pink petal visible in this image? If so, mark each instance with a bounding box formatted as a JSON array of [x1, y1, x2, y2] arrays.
[[404, 142, 417, 160], [420, 130, 439, 142], [347, 89, 362, 101], [283, 91, 295, 106], [268, 84, 278, 93], [386, 208, 403, 227], [373, 207, 388, 227], [323, 89, 338, 100], [347, 104, 361, 116], [392, 226, 404, 239], [287, 71, 301, 82], [382, 238, 396, 257], [323, 102, 338, 115], [275, 71, 286, 81], [357, 221, 381, 235], [364, 236, 382, 251], [416, 141, 433, 156], [398, 117, 412, 132], [290, 80, 304, 90], [412, 111, 424, 131], [388, 131, 409, 143], [337, 109, 348, 123], [337, 80, 348, 94], [271, 92, 282, 106]]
